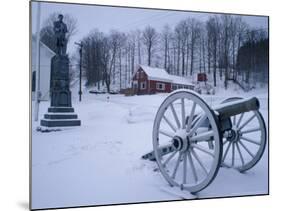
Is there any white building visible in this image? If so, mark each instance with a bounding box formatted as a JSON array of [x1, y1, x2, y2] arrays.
[[31, 36, 56, 101]]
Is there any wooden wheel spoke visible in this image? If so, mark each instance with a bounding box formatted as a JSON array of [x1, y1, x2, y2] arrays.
[[187, 151, 198, 183], [238, 141, 254, 158], [186, 102, 196, 132], [189, 115, 207, 136], [192, 144, 214, 158], [235, 142, 245, 166], [231, 142, 235, 167], [222, 141, 231, 163], [239, 113, 256, 130], [240, 136, 261, 146], [159, 129, 174, 138], [163, 150, 178, 166], [170, 103, 181, 129], [163, 115, 177, 132], [236, 113, 244, 128], [181, 98, 186, 129], [191, 148, 208, 175], [172, 152, 182, 179], [241, 127, 261, 135], [183, 152, 187, 184]]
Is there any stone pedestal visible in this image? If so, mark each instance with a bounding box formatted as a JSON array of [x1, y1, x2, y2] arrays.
[[40, 55, 81, 128], [40, 107, 81, 127]]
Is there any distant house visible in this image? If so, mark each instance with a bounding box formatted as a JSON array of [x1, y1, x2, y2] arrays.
[[31, 36, 56, 101], [132, 65, 194, 95]]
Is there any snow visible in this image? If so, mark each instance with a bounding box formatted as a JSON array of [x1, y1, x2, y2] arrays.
[[138, 65, 172, 82], [31, 85, 268, 210], [134, 64, 195, 86], [169, 75, 194, 86]]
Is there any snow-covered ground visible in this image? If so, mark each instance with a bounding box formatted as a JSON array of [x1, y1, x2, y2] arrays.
[[31, 85, 268, 209]]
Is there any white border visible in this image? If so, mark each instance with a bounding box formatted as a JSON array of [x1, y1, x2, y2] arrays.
[[1, 0, 279, 211]]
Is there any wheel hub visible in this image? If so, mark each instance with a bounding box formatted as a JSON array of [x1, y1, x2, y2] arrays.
[[226, 127, 240, 143], [172, 129, 190, 152]]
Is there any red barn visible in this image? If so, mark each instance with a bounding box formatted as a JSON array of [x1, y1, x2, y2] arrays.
[[197, 73, 207, 82], [132, 65, 194, 95]]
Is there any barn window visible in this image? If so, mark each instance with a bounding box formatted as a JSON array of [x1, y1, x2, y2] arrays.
[[140, 82, 146, 90], [133, 81, 138, 89], [188, 85, 194, 90], [156, 82, 165, 90], [136, 72, 140, 79], [172, 84, 177, 90]]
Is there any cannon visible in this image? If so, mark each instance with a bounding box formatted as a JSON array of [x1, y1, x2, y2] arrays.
[[142, 90, 267, 193]]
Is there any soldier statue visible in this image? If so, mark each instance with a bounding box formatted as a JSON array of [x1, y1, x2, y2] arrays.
[[41, 14, 81, 128], [53, 14, 68, 55]]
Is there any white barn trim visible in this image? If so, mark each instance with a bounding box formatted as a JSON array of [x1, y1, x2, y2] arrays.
[[32, 36, 56, 101]]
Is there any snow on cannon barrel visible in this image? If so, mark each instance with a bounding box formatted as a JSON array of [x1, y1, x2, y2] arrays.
[[214, 97, 260, 120], [142, 90, 266, 193]]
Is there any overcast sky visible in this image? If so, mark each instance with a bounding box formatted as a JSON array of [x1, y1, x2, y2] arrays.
[[31, 1, 268, 54]]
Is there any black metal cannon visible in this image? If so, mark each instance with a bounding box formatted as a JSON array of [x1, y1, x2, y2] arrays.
[[142, 90, 267, 193]]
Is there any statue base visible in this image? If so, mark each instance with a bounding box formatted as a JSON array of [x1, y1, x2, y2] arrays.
[[40, 54, 81, 128], [50, 55, 72, 107], [40, 107, 81, 127]]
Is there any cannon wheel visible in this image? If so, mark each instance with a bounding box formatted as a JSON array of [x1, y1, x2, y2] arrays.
[[153, 90, 222, 193], [220, 97, 267, 172]]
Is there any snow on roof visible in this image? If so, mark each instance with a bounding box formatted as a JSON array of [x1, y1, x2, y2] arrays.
[[136, 65, 194, 86], [138, 65, 172, 82], [32, 35, 56, 55], [169, 75, 194, 86]]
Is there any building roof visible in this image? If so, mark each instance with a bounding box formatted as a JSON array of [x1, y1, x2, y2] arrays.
[[169, 75, 194, 86], [138, 65, 172, 83], [32, 35, 56, 56], [136, 65, 194, 86]]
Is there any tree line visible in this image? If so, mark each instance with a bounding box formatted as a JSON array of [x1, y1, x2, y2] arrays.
[[39, 12, 268, 92], [236, 38, 269, 90]]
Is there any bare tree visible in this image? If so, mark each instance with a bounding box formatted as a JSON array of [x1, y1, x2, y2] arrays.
[[69, 53, 79, 84], [161, 24, 172, 71], [198, 24, 206, 74], [221, 15, 232, 89], [136, 29, 142, 65], [117, 34, 126, 90], [202, 29, 207, 73], [206, 16, 220, 87], [229, 17, 238, 72], [207, 25, 211, 74], [128, 31, 137, 77], [189, 18, 200, 76], [171, 34, 177, 75], [175, 19, 190, 76], [81, 29, 105, 88], [235, 19, 249, 80], [174, 26, 181, 75], [142, 26, 158, 66], [103, 30, 125, 92], [79, 13, 266, 93]]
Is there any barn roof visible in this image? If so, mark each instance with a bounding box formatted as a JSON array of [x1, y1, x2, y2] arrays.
[[169, 75, 194, 86], [136, 65, 194, 86], [138, 65, 172, 82]]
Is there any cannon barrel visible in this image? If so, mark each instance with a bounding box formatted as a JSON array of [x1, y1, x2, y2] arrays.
[[214, 97, 260, 120]]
